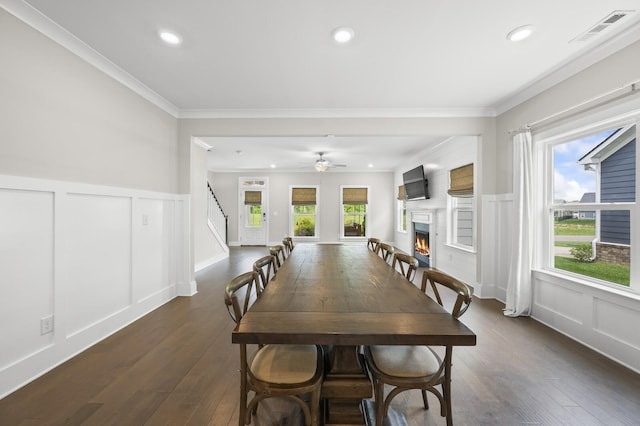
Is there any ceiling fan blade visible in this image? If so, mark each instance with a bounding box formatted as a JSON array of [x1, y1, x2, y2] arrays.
[[330, 163, 347, 168]]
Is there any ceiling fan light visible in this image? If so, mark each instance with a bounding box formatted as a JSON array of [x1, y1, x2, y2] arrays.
[[315, 163, 328, 172]]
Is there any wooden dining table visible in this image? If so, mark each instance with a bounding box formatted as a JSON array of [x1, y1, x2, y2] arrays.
[[232, 243, 476, 425]]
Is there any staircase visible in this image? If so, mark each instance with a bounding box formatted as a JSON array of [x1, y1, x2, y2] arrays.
[[207, 182, 228, 247]]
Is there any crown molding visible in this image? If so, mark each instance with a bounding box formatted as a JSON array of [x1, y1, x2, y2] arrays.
[[494, 20, 640, 115], [178, 107, 496, 119], [1, 1, 180, 118]]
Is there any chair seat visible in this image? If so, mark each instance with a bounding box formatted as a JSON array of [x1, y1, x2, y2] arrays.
[[251, 344, 319, 384], [369, 345, 440, 378]]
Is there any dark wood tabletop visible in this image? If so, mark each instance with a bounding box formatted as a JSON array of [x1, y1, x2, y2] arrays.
[[232, 243, 476, 425], [232, 243, 476, 347]]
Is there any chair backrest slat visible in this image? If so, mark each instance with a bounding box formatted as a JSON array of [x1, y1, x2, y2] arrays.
[[367, 237, 380, 252], [420, 269, 472, 318], [253, 254, 277, 291], [391, 253, 419, 282], [224, 271, 261, 324], [376, 242, 395, 263], [269, 245, 286, 268]]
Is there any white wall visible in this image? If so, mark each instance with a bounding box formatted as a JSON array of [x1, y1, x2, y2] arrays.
[[191, 143, 227, 270], [0, 9, 188, 397], [209, 171, 395, 244], [394, 136, 480, 291], [493, 40, 640, 373], [0, 8, 179, 193]]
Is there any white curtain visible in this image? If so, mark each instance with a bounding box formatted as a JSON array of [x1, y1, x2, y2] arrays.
[[504, 129, 533, 317]]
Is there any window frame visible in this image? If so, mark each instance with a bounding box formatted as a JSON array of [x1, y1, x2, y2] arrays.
[[340, 185, 369, 240], [289, 185, 319, 239], [397, 198, 407, 233], [536, 113, 638, 293], [447, 195, 476, 252]]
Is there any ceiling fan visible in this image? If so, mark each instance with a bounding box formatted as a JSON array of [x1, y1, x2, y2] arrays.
[[314, 152, 347, 172]]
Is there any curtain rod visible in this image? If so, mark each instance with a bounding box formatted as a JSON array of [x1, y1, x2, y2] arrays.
[[508, 79, 640, 135]]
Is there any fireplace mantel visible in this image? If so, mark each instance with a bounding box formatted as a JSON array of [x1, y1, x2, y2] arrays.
[[411, 210, 434, 224]]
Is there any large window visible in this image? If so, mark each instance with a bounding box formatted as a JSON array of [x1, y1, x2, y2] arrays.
[[447, 163, 475, 251], [291, 186, 318, 237], [341, 186, 368, 238], [546, 123, 636, 288]]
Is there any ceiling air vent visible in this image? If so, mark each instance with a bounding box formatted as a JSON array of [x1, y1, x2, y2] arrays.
[[571, 10, 635, 43]]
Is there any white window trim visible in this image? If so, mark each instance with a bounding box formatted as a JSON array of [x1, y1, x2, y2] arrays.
[[397, 199, 407, 233], [339, 185, 370, 240], [534, 105, 639, 293], [446, 195, 477, 253], [289, 185, 320, 240]]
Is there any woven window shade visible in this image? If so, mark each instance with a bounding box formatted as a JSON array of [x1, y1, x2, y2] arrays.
[[291, 187, 316, 205], [397, 185, 406, 200], [244, 190, 262, 205], [448, 163, 474, 197], [343, 187, 368, 205]]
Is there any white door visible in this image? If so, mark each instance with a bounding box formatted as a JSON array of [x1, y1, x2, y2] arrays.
[[239, 179, 268, 246]]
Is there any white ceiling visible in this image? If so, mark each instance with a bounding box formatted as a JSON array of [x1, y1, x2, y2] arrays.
[[12, 0, 640, 172]]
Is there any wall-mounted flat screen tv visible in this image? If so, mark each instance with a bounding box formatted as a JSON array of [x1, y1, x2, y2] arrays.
[[402, 165, 430, 200]]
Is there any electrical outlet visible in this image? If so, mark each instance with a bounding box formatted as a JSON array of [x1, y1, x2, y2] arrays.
[[41, 315, 54, 335]]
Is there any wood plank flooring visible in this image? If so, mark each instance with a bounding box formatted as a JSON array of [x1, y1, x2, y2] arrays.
[[1, 246, 639, 425]]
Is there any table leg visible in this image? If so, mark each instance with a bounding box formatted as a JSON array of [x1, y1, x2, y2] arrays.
[[321, 345, 372, 425]]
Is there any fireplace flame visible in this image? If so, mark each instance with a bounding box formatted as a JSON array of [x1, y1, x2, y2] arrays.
[[415, 233, 430, 256]]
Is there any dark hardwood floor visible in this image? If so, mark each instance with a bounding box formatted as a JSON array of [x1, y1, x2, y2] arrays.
[[1, 246, 639, 425]]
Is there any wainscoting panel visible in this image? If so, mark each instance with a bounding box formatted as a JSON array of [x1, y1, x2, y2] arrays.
[[532, 270, 640, 373], [593, 297, 640, 350], [479, 194, 512, 299], [65, 193, 133, 337], [534, 276, 584, 325], [0, 175, 189, 399], [0, 188, 54, 368], [134, 198, 176, 303]]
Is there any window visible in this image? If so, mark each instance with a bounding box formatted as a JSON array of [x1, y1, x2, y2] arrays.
[[341, 186, 368, 238], [397, 185, 407, 232], [291, 186, 318, 237], [447, 164, 475, 250], [244, 190, 262, 227], [450, 197, 474, 248], [547, 123, 636, 287]]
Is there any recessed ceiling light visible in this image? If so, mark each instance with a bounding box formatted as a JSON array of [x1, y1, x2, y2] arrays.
[[159, 30, 182, 46], [270, 164, 276, 168], [507, 25, 535, 42], [368, 164, 374, 168], [332, 27, 355, 43]]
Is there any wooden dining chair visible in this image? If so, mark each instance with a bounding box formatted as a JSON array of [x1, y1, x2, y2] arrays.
[[363, 269, 472, 426], [375, 242, 395, 263], [391, 252, 419, 282], [224, 271, 324, 426], [253, 254, 277, 291], [367, 237, 380, 252], [269, 245, 287, 268], [282, 237, 294, 256]]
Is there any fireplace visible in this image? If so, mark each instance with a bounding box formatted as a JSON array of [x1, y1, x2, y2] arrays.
[[414, 223, 430, 267], [411, 211, 434, 267]]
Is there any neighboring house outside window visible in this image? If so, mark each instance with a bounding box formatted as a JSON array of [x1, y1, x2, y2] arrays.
[[550, 123, 635, 287]]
